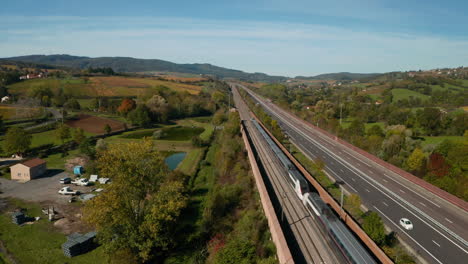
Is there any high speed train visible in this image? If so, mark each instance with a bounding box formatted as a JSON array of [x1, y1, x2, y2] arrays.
[[251, 119, 376, 264]]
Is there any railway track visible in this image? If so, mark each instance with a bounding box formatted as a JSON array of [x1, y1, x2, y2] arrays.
[[245, 113, 345, 263]]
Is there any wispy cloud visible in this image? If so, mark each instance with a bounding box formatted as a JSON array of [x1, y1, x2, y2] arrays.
[[1, 16, 467, 76]]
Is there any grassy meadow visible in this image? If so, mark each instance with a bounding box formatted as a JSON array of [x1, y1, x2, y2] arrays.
[[391, 88, 430, 101], [0, 199, 106, 264]]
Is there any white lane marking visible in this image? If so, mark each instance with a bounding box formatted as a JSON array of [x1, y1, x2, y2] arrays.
[[351, 178, 356, 182], [338, 151, 342, 154], [400, 189, 406, 194], [445, 218, 453, 224], [368, 170, 373, 174], [382, 201, 389, 207], [340, 169, 344, 173], [356, 163, 361, 166], [346, 184, 358, 193], [326, 167, 343, 181], [382, 171, 441, 208], [365, 189, 371, 193], [374, 206, 443, 264], [433, 240, 441, 247], [419, 202, 427, 207], [382, 179, 388, 183], [249, 88, 468, 251]]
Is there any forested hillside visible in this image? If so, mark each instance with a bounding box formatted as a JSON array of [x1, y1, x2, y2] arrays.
[[3, 55, 286, 82]]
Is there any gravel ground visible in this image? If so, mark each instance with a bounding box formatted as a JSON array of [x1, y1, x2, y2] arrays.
[[0, 171, 95, 204]]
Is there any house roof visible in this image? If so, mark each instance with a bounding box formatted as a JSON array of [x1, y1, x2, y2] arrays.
[[20, 158, 46, 168]]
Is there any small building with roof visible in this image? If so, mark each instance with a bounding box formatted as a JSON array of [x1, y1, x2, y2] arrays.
[[10, 158, 47, 182]]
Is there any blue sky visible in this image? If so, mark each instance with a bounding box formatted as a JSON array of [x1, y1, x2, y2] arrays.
[[1, 0, 467, 76]]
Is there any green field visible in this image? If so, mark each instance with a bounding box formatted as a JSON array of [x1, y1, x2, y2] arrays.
[[160, 126, 204, 141], [0, 199, 106, 263], [105, 118, 213, 176], [44, 149, 81, 170], [430, 84, 464, 92], [367, 94, 381, 100], [456, 79, 468, 87], [76, 99, 94, 109], [177, 148, 205, 175], [421, 136, 465, 147], [391, 89, 430, 102], [119, 128, 159, 139]]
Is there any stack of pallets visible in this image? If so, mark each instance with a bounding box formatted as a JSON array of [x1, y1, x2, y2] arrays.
[[62, 232, 97, 257], [11, 212, 26, 225]]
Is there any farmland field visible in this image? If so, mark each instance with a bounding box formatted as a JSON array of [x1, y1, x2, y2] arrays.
[[0, 105, 43, 120], [430, 84, 464, 92], [65, 114, 126, 134], [7, 76, 202, 97], [391, 88, 430, 102], [159, 75, 208, 82]]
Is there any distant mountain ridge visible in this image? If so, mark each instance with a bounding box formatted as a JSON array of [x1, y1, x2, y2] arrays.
[[3, 54, 286, 82], [295, 72, 381, 81]]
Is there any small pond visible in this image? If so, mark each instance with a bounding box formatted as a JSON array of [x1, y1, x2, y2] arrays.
[[165, 152, 187, 170]]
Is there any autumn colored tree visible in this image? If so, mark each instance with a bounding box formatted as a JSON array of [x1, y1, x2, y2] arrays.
[[406, 148, 426, 175], [83, 140, 187, 262], [117, 98, 136, 114], [427, 153, 450, 177]]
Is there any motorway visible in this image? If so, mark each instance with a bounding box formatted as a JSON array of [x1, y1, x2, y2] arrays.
[[234, 84, 468, 264], [234, 86, 348, 263]]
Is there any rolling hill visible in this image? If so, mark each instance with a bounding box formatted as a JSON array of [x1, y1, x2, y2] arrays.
[[2, 54, 286, 82], [296, 72, 381, 81]]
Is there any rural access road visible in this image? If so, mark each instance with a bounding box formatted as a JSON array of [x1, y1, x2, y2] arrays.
[[236, 84, 468, 264]]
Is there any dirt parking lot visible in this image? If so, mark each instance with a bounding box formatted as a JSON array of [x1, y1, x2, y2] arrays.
[[0, 171, 96, 205]]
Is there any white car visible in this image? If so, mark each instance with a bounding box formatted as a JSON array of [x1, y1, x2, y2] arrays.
[[58, 187, 79, 195], [72, 178, 90, 186], [399, 218, 413, 230]]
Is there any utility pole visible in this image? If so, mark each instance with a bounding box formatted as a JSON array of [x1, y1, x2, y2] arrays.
[[340, 103, 343, 125], [340, 185, 344, 213]]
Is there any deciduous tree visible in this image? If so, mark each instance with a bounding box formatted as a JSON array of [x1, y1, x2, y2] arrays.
[[362, 211, 386, 246], [104, 124, 112, 135], [117, 98, 136, 114], [83, 141, 187, 262], [3, 127, 31, 155], [427, 153, 450, 177], [55, 124, 71, 144], [128, 105, 151, 127], [73, 128, 86, 144], [406, 148, 425, 174]]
